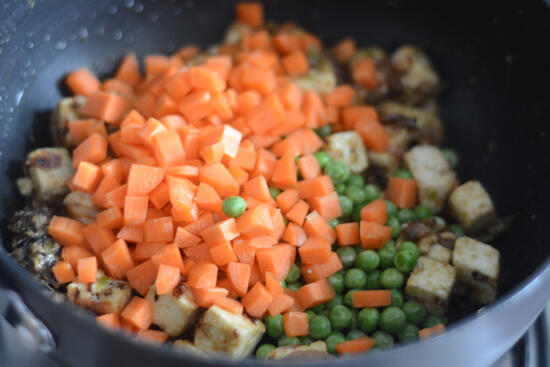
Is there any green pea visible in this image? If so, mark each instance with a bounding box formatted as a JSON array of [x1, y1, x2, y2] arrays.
[[380, 306, 406, 334], [397, 208, 417, 223], [278, 336, 302, 347], [325, 333, 346, 354], [394, 250, 417, 273], [378, 245, 396, 269], [365, 270, 381, 290], [286, 264, 301, 283], [399, 241, 420, 259], [328, 273, 345, 294], [414, 205, 432, 220], [390, 289, 404, 307], [269, 187, 281, 200], [326, 294, 344, 309], [314, 151, 331, 169], [442, 148, 459, 168], [351, 202, 364, 222], [338, 194, 354, 218], [423, 315, 446, 329], [256, 344, 276, 358], [309, 303, 325, 313], [364, 184, 380, 202], [306, 310, 316, 320], [393, 169, 413, 179], [386, 216, 401, 238], [300, 336, 313, 345], [346, 173, 365, 187], [398, 323, 419, 343], [344, 290, 357, 307], [448, 224, 465, 238], [349, 309, 359, 329], [335, 183, 347, 195], [337, 246, 357, 268], [344, 268, 367, 289], [329, 305, 352, 330], [380, 268, 404, 289], [309, 315, 332, 340], [346, 329, 367, 340], [221, 196, 247, 218], [355, 250, 380, 272], [402, 301, 427, 326], [345, 185, 368, 204], [314, 124, 332, 138], [325, 160, 350, 184], [265, 314, 284, 338], [385, 200, 398, 217], [287, 282, 302, 291], [372, 330, 394, 349], [358, 308, 379, 333]]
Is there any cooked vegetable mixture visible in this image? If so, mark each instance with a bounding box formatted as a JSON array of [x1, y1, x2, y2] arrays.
[[8, 2, 503, 360]]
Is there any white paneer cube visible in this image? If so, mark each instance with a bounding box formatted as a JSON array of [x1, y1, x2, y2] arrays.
[[268, 341, 329, 360], [405, 256, 456, 315], [194, 305, 265, 358], [428, 243, 452, 264], [452, 237, 500, 304], [146, 285, 200, 337], [448, 180, 497, 233], [26, 147, 74, 203], [417, 233, 438, 255], [67, 273, 132, 314], [63, 191, 99, 224], [404, 145, 457, 212], [326, 131, 368, 173]]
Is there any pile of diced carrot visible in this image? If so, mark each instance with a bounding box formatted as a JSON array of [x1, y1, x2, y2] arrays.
[[48, 2, 409, 345]]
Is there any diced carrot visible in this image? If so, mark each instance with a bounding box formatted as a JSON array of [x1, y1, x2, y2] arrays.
[[295, 175, 334, 199], [139, 118, 167, 148], [241, 65, 276, 96], [101, 159, 123, 184], [83, 222, 116, 256], [209, 241, 238, 266], [133, 93, 156, 118], [335, 337, 375, 354], [269, 207, 286, 242], [199, 163, 240, 198], [51, 261, 76, 284], [285, 289, 304, 312], [62, 246, 94, 270], [167, 176, 198, 223], [353, 57, 378, 89], [66, 68, 100, 96], [283, 311, 309, 336], [147, 207, 167, 219], [214, 297, 244, 315], [286, 200, 309, 226], [386, 177, 417, 209], [155, 264, 181, 295], [69, 119, 107, 146], [133, 242, 166, 262], [235, 2, 263, 28], [190, 66, 226, 93], [193, 287, 229, 308], [101, 239, 134, 279], [256, 244, 295, 281], [102, 78, 133, 95], [299, 236, 332, 265], [296, 278, 335, 309], [77, 256, 97, 283], [144, 216, 174, 243], [419, 324, 445, 340], [49, 215, 86, 247], [297, 155, 321, 180], [354, 116, 389, 152], [115, 53, 142, 87], [97, 206, 124, 229], [187, 261, 218, 289], [121, 296, 153, 331], [147, 182, 169, 210], [237, 203, 274, 238], [333, 38, 356, 64], [166, 165, 200, 180], [126, 259, 158, 296], [303, 210, 337, 244], [193, 182, 221, 213], [241, 175, 271, 204], [229, 140, 257, 171], [199, 124, 242, 159], [183, 243, 213, 263], [178, 90, 212, 122], [308, 191, 342, 221], [184, 212, 215, 235], [273, 33, 301, 55], [247, 95, 285, 137], [341, 105, 379, 130], [200, 142, 224, 164], [352, 290, 392, 308], [228, 165, 249, 185], [265, 271, 284, 297], [282, 51, 309, 76], [268, 294, 295, 316], [200, 218, 239, 246], [299, 33, 322, 54], [104, 184, 128, 209], [270, 151, 298, 189], [275, 188, 299, 214], [117, 226, 144, 244], [226, 261, 251, 296], [123, 195, 149, 227], [72, 161, 102, 193], [359, 221, 392, 249], [93, 175, 120, 208], [323, 85, 356, 107], [81, 91, 131, 124], [236, 90, 262, 115], [360, 198, 387, 224], [127, 164, 165, 196], [301, 252, 343, 283], [96, 313, 121, 330], [138, 329, 170, 343], [149, 243, 184, 275], [153, 129, 186, 167], [242, 282, 272, 318], [173, 226, 201, 248], [144, 54, 171, 76], [281, 222, 307, 247], [336, 222, 360, 247]]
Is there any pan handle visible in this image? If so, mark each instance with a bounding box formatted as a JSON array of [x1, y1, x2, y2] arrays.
[[0, 287, 56, 353]]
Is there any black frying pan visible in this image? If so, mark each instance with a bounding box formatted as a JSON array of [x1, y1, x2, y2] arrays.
[[1, 1, 550, 366]]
